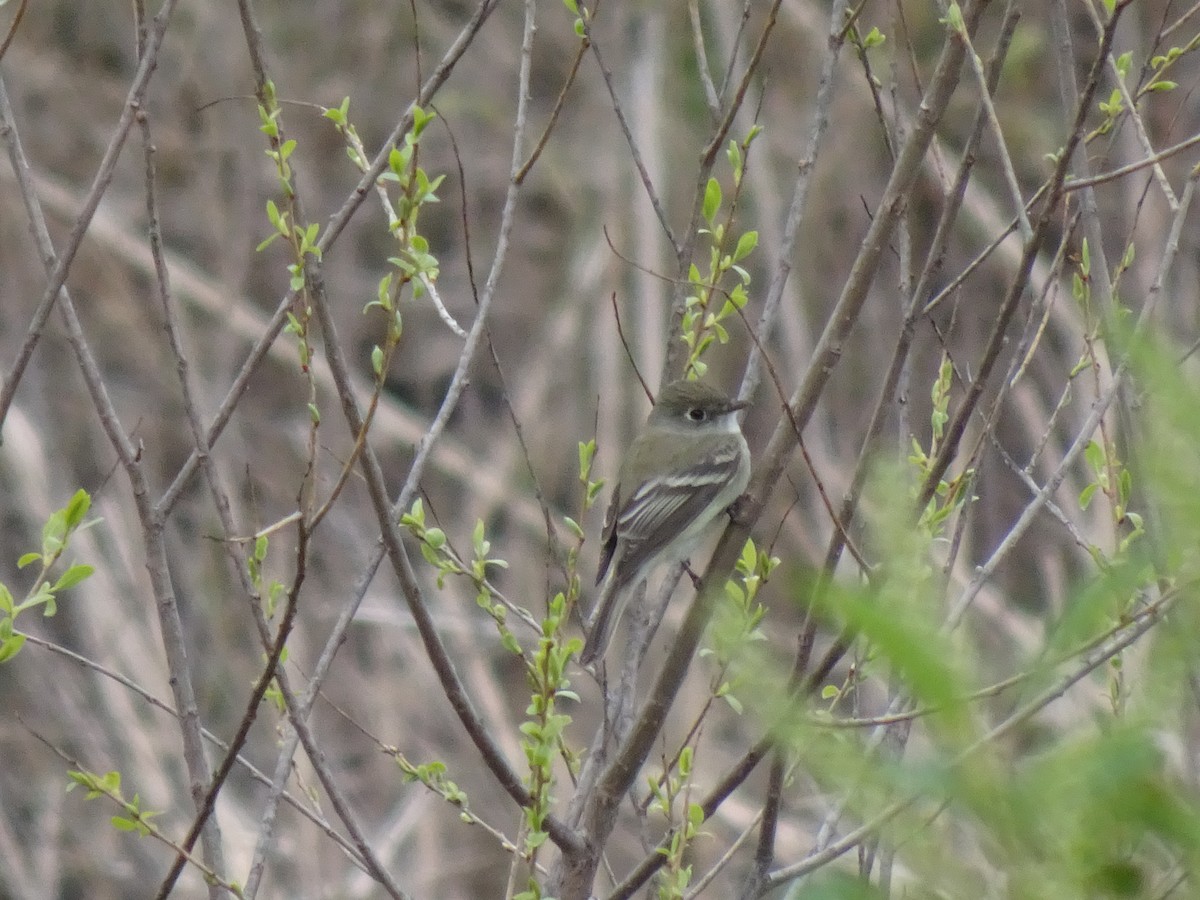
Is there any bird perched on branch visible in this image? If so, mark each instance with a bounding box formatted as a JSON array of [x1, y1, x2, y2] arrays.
[[581, 379, 750, 666]]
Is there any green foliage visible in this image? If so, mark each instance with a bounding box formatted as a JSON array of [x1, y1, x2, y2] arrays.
[[908, 354, 973, 533], [327, 99, 444, 383], [560, 0, 587, 38], [67, 769, 163, 839], [256, 79, 323, 476], [400, 500, 518, 654], [855, 463, 966, 722], [520, 590, 579, 860], [756, 330, 1200, 896], [577, 438, 605, 510], [394, 755, 470, 812], [939, 2, 965, 33], [649, 743, 704, 898], [1063, 239, 1147, 712], [256, 83, 322, 290], [244, 532, 291, 716], [702, 538, 777, 714], [0, 489, 97, 663], [952, 725, 1200, 898], [1086, 31, 1195, 142], [791, 871, 886, 899], [681, 127, 761, 379]]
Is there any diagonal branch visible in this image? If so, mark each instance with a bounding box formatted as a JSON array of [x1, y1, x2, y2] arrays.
[[0, 0, 182, 436]]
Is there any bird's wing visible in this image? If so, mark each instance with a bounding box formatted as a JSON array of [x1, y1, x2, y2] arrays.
[[595, 484, 623, 586], [608, 437, 745, 587]]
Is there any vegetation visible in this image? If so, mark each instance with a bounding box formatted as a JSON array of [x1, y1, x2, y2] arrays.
[[1, 0, 1200, 897]]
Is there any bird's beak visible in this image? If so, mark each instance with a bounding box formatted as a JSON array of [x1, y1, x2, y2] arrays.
[[727, 398, 750, 413]]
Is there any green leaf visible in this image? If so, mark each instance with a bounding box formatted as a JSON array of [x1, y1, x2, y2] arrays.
[[42, 510, 67, 559], [323, 96, 350, 125], [585, 479, 604, 504], [726, 140, 742, 175], [17, 552, 41, 569], [501, 630, 522, 654], [733, 230, 758, 262], [403, 498, 425, 527], [255, 232, 280, 253], [388, 146, 405, 175], [411, 105, 437, 138], [0, 632, 27, 663], [64, 490, 91, 529], [941, 1, 964, 32], [265, 199, 284, 232], [473, 519, 489, 557], [302, 222, 321, 252], [702, 177, 722, 225], [577, 439, 596, 478], [420, 543, 441, 569], [1079, 482, 1099, 511], [52, 564, 94, 593]]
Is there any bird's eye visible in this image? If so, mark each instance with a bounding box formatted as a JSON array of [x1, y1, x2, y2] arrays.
[[687, 407, 708, 422]]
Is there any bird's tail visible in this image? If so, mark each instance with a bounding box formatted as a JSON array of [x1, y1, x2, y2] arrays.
[[580, 575, 634, 666]]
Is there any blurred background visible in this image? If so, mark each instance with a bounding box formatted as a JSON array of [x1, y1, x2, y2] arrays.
[[1, 0, 1200, 896]]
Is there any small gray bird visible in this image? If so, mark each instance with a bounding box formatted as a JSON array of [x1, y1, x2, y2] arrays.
[[582, 380, 750, 665]]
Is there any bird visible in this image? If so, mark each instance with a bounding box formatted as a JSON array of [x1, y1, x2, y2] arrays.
[[581, 379, 750, 666]]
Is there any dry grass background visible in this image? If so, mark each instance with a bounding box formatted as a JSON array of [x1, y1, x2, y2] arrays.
[[1, 0, 1200, 897]]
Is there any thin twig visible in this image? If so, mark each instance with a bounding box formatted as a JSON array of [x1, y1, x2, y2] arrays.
[[917, 1, 1136, 511], [153, 522, 312, 900], [762, 585, 1175, 890], [949, 169, 1198, 628], [156, 0, 503, 516], [0, 0, 28, 63], [0, 68, 230, 892], [515, 36, 588, 184], [687, 0, 721, 121], [301, 0, 584, 858], [19, 632, 369, 871], [578, 0, 679, 255], [20, 720, 242, 895], [559, 9, 984, 896], [740, 0, 850, 402], [0, 0, 183, 437]]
